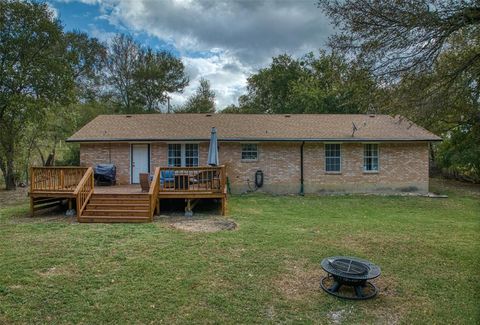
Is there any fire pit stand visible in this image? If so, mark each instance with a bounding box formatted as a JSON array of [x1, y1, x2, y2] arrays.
[[320, 256, 381, 300]]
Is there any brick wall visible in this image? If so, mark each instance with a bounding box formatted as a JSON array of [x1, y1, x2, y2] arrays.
[[302, 142, 429, 194], [219, 142, 301, 193], [80, 143, 130, 184], [220, 142, 429, 194], [80, 141, 430, 193]]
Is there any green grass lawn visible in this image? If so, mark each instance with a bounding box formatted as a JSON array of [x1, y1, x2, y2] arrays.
[[1, 179, 479, 324]]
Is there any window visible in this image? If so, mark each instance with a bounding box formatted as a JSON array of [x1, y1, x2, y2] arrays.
[[364, 144, 379, 172], [168, 144, 182, 167], [185, 143, 199, 167], [241, 143, 258, 160], [325, 144, 341, 172], [168, 143, 199, 167]]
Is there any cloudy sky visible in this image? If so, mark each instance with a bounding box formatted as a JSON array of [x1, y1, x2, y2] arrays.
[[49, 0, 334, 109]]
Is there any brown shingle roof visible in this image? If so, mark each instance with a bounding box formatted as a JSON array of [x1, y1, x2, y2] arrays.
[[67, 114, 441, 142]]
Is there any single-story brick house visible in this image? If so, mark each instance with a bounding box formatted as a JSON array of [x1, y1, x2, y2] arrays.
[[67, 113, 441, 194]]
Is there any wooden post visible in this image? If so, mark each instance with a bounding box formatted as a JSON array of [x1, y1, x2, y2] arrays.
[[91, 170, 94, 192], [30, 197, 34, 217], [60, 169, 65, 190], [221, 197, 226, 216], [76, 193, 81, 221], [30, 167, 34, 193]]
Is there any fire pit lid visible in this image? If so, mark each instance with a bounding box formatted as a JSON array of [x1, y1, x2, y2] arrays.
[[321, 256, 381, 280]]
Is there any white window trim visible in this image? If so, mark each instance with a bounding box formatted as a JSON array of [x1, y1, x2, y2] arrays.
[[363, 143, 380, 173], [184, 143, 200, 167], [324, 143, 342, 173], [167, 143, 199, 167], [241, 142, 259, 162]]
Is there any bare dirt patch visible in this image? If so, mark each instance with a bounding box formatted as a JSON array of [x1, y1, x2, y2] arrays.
[[167, 216, 237, 233], [375, 275, 399, 298], [5, 208, 74, 224], [0, 187, 28, 207], [327, 307, 354, 324], [430, 177, 480, 197], [36, 265, 77, 278], [275, 260, 323, 300]]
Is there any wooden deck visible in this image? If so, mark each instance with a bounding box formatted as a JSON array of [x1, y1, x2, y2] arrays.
[[28, 166, 227, 222], [94, 185, 144, 194]]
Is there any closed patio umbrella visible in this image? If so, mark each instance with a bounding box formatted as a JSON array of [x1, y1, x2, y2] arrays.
[[207, 127, 219, 166]]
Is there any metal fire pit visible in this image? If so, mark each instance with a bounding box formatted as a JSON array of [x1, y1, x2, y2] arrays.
[[320, 256, 381, 300]]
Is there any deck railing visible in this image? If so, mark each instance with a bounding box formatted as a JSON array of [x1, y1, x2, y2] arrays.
[[158, 166, 226, 193], [73, 167, 94, 218], [148, 167, 161, 220], [30, 166, 88, 192]]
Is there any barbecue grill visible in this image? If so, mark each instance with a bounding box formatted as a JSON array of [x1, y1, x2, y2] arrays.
[[94, 164, 116, 186], [320, 256, 381, 300]]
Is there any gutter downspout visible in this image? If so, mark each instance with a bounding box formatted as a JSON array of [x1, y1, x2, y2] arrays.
[[300, 141, 305, 196]]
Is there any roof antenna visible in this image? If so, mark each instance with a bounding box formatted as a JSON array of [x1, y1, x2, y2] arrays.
[[351, 122, 358, 137]]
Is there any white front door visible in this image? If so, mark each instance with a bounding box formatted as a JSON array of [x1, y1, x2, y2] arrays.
[[131, 144, 149, 183]]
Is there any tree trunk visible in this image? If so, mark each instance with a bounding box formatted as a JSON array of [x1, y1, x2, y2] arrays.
[[36, 145, 46, 166], [5, 158, 16, 190], [0, 141, 16, 190], [0, 157, 7, 190], [5, 161, 17, 191]]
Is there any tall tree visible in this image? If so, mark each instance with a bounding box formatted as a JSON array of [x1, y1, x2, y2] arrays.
[[105, 34, 188, 113], [31, 32, 107, 166], [240, 54, 305, 113], [0, 1, 75, 189], [318, 0, 480, 81], [65, 31, 107, 102], [234, 52, 376, 114], [134, 49, 188, 112], [105, 34, 141, 113], [286, 52, 376, 114], [177, 78, 216, 113]]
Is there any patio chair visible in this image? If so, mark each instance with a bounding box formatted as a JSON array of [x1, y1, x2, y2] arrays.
[[195, 170, 220, 190], [139, 173, 150, 192], [160, 170, 175, 189]]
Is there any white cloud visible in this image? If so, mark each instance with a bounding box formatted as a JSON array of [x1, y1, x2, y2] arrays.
[[46, 2, 59, 19], [57, 0, 333, 108], [171, 51, 252, 109]]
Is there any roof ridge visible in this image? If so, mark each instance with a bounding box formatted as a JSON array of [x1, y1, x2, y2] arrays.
[[67, 113, 441, 142]]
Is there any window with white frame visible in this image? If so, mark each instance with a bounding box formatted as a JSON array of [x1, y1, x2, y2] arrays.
[[241, 143, 258, 160], [325, 144, 341, 172], [364, 144, 379, 172], [168, 143, 199, 167], [185, 143, 199, 167], [168, 144, 182, 167]]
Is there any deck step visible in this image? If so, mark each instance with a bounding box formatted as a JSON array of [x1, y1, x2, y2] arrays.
[[78, 215, 150, 223], [91, 193, 148, 199], [89, 198, 150, 204], [82, 209, 149, 217], [80, 193, 152, 222], [86, 203, 149, 210]]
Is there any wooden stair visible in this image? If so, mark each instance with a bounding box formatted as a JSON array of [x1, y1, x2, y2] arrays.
[[78, 193, 151, 223]]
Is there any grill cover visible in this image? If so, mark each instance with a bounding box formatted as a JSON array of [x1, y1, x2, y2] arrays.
[[94, 164, 116, 183]]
